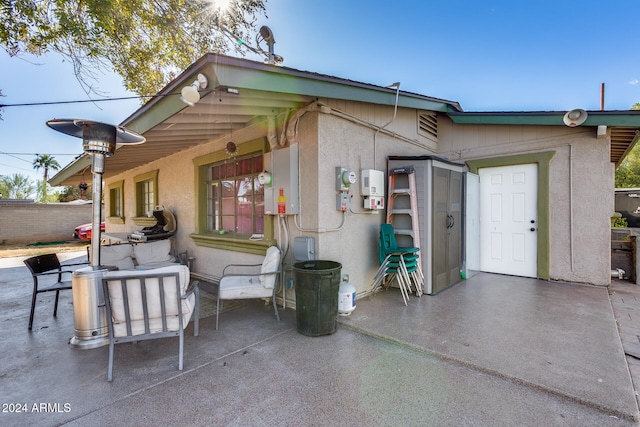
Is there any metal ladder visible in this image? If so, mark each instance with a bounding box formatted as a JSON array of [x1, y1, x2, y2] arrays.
[[387, 165, 421, 249], [385, 166, 424, 297]]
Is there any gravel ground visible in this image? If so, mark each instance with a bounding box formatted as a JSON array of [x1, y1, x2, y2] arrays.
[[0, 241, 89, 259]]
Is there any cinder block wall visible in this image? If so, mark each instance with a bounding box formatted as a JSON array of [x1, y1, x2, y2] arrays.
[[0, 202, 94, 244]]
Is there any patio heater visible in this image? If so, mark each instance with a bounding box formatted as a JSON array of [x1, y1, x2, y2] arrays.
[[46, 119, 145, 349]]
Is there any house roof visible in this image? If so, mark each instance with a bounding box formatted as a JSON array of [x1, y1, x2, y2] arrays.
[[447, 110, 640, 165], [49, 53, 461, 186], [50, 53, 640, 186]]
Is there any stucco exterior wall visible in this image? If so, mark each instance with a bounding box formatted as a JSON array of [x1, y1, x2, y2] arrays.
[[104, 121, 271, 273], [293, 105, 439, 295], [103, 102, 438, 298], [438, 117, 613, 285], [103, 100, 614, 296]]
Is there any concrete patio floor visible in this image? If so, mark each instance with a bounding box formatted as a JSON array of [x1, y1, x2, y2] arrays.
[[1, 251, 640, 426]]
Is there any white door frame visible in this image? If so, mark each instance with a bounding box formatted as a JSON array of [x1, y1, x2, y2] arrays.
[[467, 152, 555, 280]]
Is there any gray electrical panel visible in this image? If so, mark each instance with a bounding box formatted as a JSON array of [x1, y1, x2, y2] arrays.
[[264, 143, 299, 215]]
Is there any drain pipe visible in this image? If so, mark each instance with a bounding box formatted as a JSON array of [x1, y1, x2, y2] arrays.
[[611, 268, 625, 279]]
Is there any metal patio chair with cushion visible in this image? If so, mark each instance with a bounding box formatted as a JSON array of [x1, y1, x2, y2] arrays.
[[216, 245, 281, 330], [23, 253, 88, 330], [101, 264, 199, 381]]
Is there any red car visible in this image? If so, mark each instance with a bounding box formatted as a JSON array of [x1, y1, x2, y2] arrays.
[[73, 222, 105, 241]]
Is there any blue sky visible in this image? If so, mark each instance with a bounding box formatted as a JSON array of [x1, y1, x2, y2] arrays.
[[2, 0, 640, 185]]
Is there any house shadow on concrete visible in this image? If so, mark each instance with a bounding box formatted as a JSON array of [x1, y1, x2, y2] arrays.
[[1, 252, 638, 425]]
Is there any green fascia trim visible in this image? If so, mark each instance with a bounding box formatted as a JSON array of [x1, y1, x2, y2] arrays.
[[124, 92, 189, 135], [449, 112, 640, 126], [586, 114, 640, 127], [213, 63, 453, 112], [122, 55, 456, 136], [190, 233, 276, 255], [49, 154, 91, 186], [449, 113, 562, 125], [467, 151, 556, 280]]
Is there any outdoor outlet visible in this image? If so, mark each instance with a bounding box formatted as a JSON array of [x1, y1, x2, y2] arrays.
[[342, 274, 349, 283]]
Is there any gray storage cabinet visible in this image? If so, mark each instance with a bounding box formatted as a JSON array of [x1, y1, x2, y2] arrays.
[[387, 156, 465, 295]]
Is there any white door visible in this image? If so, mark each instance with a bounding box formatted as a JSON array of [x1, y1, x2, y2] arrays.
[[479, 164, 537, 277]]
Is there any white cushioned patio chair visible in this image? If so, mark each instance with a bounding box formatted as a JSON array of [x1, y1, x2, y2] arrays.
[[217, 245, 281, 330], [101, 264, 199, 381]]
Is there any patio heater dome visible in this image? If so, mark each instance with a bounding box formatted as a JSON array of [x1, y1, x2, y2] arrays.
[[46, 118, 145, 154]]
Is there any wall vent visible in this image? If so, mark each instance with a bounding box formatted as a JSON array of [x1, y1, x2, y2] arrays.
[[417, 111, 438, 139]]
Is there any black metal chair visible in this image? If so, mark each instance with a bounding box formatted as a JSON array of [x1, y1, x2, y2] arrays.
[[23, 253, 87, 330]]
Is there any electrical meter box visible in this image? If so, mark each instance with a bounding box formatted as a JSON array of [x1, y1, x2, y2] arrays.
[[361, 169, 385, 197]]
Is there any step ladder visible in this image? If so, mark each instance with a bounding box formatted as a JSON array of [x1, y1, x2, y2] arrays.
[[387, 166, 421, 249], [385, 165, 424, 296]]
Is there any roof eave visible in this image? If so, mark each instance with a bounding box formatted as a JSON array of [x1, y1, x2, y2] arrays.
[[447, 110, 640, 126], [50, 53, 460, 186], [121, 53, 460, 134], [49, 154, 91, 187]]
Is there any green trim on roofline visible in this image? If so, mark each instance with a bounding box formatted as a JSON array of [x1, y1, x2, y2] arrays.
[[121, 54, 459, 134], [49, 154, 91, 187], [125, 91, 190, 136], [448, 111, 640, 126], [210, 61, 454, 113]]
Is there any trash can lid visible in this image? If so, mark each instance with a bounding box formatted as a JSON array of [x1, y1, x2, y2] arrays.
[[293, 260, 342, 271]]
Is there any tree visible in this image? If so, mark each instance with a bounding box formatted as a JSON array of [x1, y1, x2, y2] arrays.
[[32, 154, 60, 200], [57, 183, 92, 202], [616, 104, 640, 188], [0, 173, 35, 199], [0, 0, 267, 96]]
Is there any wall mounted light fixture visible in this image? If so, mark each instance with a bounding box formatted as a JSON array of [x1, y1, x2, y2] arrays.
[[180, 73, 209, 106]]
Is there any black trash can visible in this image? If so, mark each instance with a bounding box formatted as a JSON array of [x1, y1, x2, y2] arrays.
[[293, 260, 342, 337]]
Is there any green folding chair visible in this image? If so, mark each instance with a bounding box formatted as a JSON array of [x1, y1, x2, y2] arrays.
[[372, 224, 424, 303]]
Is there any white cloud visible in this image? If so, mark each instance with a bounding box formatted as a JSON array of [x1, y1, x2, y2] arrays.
[[629, 79, 639, 85]]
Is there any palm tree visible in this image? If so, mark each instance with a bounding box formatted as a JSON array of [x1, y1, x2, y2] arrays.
[[32, 154, 61, 200]]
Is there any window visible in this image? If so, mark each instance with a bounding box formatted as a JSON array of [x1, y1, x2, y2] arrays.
[[133, 170, 158, 224], [140, 179, 155, 216], [207, 153, 264, 234], [107, 180, 124, 224], [191, 137, 274, 254]]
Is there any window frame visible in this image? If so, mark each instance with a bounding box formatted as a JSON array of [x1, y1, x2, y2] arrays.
[[133, 169, 159, 226], [191, 137, 275, 254], [207, 152, 265, 235], [107, 180, 125, 224]]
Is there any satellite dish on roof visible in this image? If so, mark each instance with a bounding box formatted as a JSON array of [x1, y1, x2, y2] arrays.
[[563, 109, 588, 127]]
